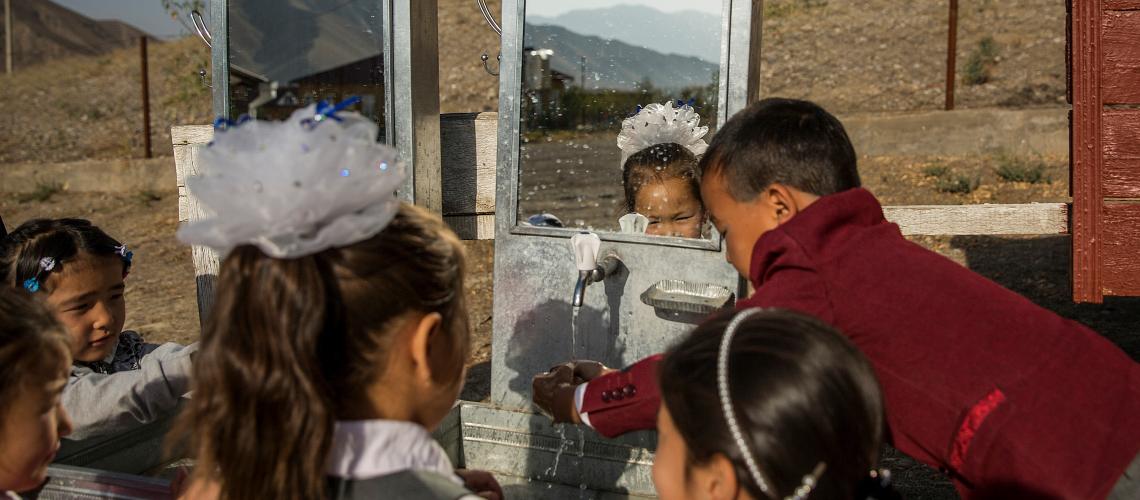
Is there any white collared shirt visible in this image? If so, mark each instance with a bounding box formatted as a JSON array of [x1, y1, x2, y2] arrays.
[[327, 419, 462, 485]]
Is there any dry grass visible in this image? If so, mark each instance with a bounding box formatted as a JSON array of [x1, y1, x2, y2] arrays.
[[0, 37, 213, 164]]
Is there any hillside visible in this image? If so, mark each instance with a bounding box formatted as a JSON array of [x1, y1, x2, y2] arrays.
[[443, 0, 1066, 113], [531, 6, 721, 63], [0, 0, 1065, 164], [524, 23, 718, 91], [0, 0, 151, 70]]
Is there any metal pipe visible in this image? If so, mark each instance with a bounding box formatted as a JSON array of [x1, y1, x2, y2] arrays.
[[210, 0, 230, 118], [191, 9, 212, 48], [477, 0, 501, 37], [945, 0, 959, 111], [571, 253, 620, 307], [4, 0, 12, 75], [140, 36, 152, 159], [572, 270, 592, 308]]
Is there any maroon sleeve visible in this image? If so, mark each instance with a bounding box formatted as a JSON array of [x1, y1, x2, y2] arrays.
[[579, 354, 663, 438]]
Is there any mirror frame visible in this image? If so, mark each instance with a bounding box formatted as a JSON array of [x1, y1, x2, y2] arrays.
[[496, 0, 762, 250], [211, 0, 441, 204]]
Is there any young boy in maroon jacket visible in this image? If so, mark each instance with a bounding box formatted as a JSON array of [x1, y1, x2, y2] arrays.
[[532, 98, 1140, 499]]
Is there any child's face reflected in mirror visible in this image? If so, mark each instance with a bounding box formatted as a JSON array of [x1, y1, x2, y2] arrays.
[[635, 177, 705, 239], [0, 358, 72, 493], [42, 253, 127, 363]]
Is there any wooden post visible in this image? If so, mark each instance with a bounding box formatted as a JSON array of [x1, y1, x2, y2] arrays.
[[945, 0, 958, 110], [1070, 0, 1103, 303], [389, 0, 443, 212], [4, 0, 12, 76], [140, 36, 152, 159]]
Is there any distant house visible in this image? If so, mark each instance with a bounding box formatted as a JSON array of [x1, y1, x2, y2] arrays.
[[522, 47, 574, 130]]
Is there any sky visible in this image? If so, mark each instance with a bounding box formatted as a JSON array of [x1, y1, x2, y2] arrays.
[[527, 0, 720, 17], [51, 0, 209, 38]]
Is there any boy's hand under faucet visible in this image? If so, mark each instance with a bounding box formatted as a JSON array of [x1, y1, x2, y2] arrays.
[[532, 360, 615, 423]]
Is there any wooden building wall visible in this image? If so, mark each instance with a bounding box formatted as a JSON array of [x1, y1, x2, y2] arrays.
[[1071, 0, 1140, 302]]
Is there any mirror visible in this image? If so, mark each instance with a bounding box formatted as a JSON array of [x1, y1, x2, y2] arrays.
[[227, 0, 386, 136], [517, 0, 723, 239]]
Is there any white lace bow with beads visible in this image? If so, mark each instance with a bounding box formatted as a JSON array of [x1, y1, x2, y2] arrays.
[[177, 104, 406, 259], [616, 101, 709, 165]]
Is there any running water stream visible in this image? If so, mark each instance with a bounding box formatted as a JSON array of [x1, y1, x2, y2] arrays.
[[547, 306, 584, 483]]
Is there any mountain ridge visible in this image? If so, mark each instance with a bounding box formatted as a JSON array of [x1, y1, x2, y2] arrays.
[[0, 0, 152, 70], [529, 4, 721, 63], [524, 22, 718, 92]]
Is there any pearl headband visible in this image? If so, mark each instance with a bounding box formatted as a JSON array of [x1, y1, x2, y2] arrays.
[[717, 308, 827, 499]]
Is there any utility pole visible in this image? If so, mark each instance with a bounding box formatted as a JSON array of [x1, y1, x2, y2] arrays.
[[945, 0, 959, 110], [4, 0, 12, 75], [139, 36, 152, 158], [579, 56, 586, 89]]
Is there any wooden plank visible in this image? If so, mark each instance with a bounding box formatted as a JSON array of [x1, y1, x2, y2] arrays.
[[1072, 0, 1104, 302], [440, 113, 497, 215], [1102, 203, 1140, 295], [883, 204, 1070, 235], [1105, 0, 1140, 10], [444, 215, 496, 240], [1103, 10, 1140, 104], [171, 127, 219, 326], [171, 125, 213, 146], [1104, 109, 1140, 198]]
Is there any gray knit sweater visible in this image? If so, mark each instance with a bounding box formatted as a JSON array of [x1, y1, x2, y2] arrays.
[[63, 331, 197, 441]]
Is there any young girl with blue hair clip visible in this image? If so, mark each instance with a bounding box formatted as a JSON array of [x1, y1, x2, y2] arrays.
[[0, 218, 196, 443]]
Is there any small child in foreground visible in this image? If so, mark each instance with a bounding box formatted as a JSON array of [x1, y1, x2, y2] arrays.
[[175, 101, 500, 500], [617, 101, 710, 239], [656, 308, 898, 500], [1, 219, 196, 441], [0, 290, 73, 495]]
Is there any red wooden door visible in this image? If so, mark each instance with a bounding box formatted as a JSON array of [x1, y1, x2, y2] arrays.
[[1071, 0, 1140, 303]]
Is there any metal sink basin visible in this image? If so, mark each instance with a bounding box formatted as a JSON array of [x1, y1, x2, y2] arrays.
[[433, 402, 657, 499]]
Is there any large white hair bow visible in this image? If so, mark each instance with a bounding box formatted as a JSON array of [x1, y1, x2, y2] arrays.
[[177, 101, 406, 259], [616, 101, 709, 165]]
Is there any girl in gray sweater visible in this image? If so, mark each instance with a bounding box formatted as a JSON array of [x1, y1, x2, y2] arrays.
[[1, 218, 195, 441]]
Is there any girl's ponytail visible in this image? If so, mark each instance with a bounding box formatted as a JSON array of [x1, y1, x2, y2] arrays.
[[181, 245, 349, 500], [181, 203, 470, 500]]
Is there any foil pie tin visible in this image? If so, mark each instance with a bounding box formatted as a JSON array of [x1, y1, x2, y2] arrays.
[[640, 279, 735, 315]]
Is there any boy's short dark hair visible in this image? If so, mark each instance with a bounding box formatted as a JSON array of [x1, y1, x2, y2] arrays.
[[699, 98, 860, 200]]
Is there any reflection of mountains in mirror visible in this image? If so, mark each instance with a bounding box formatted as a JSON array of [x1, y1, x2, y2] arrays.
[[525, 6, 719, 92], [530, 5, 720, 63]]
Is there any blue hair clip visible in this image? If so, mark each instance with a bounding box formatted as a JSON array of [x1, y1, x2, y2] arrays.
[[314, 96, 362, 123], [212, 116, 236, 131], [22, 257, 56, 293], [675, 98, 698, 109], [115, 245, 133, 269]]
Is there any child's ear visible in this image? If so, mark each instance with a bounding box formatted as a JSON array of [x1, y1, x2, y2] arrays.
[[409, 312, 443, 385], [766, 183, 816, 225], [701, 453, 742, 500], [763, 183, 795, 223]]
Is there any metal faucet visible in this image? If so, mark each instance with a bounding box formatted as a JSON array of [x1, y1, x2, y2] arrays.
[[571, 232, 621, 307]]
